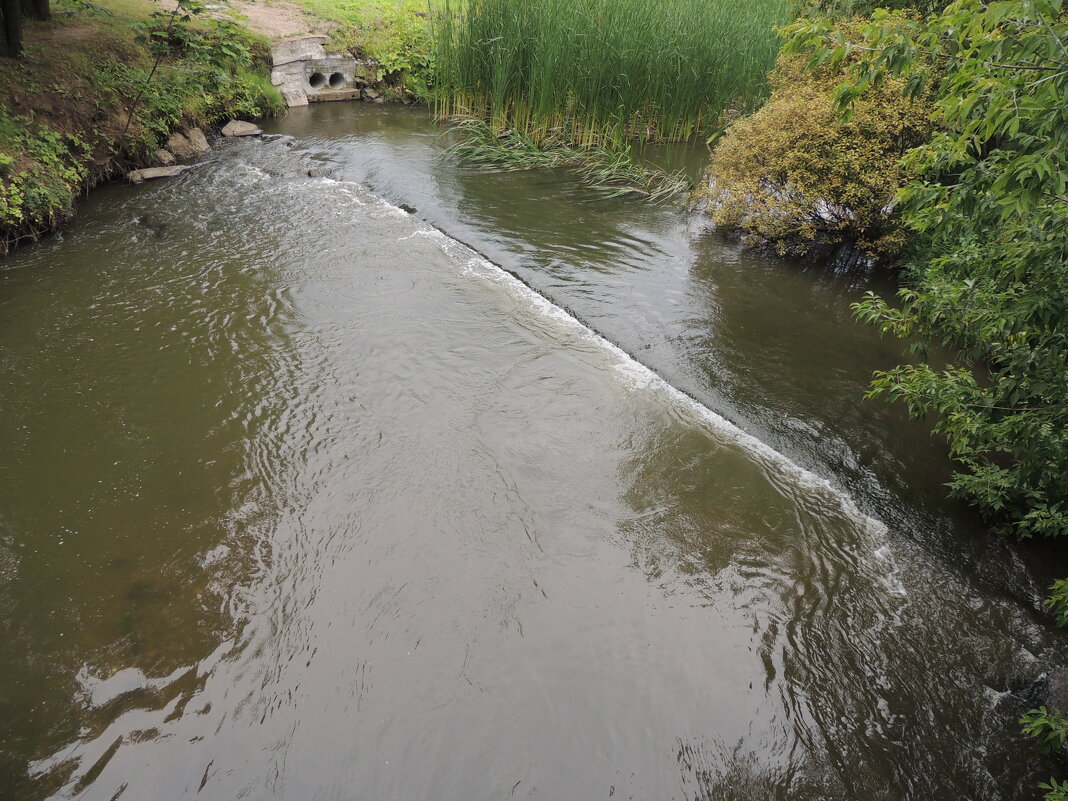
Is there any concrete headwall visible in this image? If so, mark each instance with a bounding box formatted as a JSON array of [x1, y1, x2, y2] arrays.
[[270, 36, 375, 107]]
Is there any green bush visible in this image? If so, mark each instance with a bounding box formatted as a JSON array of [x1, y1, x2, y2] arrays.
[[700, 25, 935, 257], [0, 109, 90, 249], [313, 0, 434, 99], [1048, 580, 1068, 628]]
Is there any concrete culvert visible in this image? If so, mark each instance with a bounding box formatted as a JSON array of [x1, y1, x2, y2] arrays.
[[309, 72, 326, 89], [329, 72, 346, 89]]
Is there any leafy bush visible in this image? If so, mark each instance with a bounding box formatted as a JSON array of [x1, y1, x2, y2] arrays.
[[361, 4, 433, 88], [1048, 580, 1068, 628], [0, 1, 282, 253], [1023, 707, 1068, 756], [1041, 779, 1068, 801], [700, 26, 935, 257], [314, 0, 434, 98], [787, 0, 1068, 540], [0, 109, 90, 250]]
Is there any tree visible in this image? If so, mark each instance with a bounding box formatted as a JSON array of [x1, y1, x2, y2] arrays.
[[786, 0, 1068, 540], [1, 0, 50, 57], [1, 0, 24, 57]]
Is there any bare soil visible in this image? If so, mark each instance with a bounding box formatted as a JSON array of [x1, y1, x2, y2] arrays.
[[232, 0, 326, 39]]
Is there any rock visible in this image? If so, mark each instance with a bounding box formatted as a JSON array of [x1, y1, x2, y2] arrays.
[[1048, 668, 1068, 712], [372, 96, 385, 104], [398, 203, 417, 214], [166, 132, 198, 161], [128, 166, 189, 184], [282, 88, 309, 108], [307, 167, 328, 178], [221, 120, 263, 137], [155, 149, 176, 167], [363, 87, 380, 100], [187, 128, 211, 154]]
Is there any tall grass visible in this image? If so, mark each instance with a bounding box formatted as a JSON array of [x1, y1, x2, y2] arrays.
[[432, 0, 794, 146]]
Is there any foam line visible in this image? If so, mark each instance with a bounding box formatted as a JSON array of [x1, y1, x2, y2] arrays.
[[318, 178, 886, 536], [404, 220, 885, 536]]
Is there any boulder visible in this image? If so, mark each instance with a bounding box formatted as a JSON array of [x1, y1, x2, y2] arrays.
[[166, 132, 198, 161], [128, 166, 189, 184], [187, 128, 211, 154], [363, 87, 380, 100], [155, 149, 176, 167], [221, 120, 263, 137], [1048, 668, 1068, 712]]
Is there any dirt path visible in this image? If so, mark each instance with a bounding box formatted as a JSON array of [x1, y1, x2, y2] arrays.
[[232, 0, 327, 40]]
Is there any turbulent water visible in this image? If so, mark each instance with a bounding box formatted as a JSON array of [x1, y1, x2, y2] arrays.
[[0, 104, 1064, 801]]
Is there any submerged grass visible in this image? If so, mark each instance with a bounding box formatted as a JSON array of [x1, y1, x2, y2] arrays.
[[432, 0, 794, 146], [444, 117, 691, 202]]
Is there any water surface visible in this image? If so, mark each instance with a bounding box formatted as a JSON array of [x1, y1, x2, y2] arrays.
[[0, 104, 1063, 800]]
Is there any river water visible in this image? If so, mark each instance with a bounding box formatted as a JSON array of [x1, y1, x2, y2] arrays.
[[1, 104, 1064, 800]]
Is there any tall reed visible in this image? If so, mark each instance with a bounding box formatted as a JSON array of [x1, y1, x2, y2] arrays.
[[432, 0, 793, 145]]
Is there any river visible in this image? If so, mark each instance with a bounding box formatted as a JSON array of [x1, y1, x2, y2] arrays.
[[0, 103, 1064, 800]]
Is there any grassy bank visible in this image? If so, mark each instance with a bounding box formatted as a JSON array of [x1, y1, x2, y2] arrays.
[[0, 0, 283, 254]]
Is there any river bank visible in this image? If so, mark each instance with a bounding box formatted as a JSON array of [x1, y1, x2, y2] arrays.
[[0, 0, 288, 254]]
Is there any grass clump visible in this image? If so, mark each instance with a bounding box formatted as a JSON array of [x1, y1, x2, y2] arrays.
[[432, 0, 794, 147]]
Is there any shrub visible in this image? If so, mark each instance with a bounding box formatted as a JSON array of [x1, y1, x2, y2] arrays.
[[785, 0, 1068, 540], [700, 25, 935, 257], [0, 109, 90, 251]]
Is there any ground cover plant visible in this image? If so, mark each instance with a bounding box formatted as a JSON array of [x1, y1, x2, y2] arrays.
[[300, 0, 435, 97], [431, 0, 794, 147]]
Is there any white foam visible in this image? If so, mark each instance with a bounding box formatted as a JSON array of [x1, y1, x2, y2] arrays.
[[409, 225, 887, 537]]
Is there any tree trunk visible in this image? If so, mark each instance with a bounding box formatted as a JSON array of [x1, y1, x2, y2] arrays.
[[0, 0, 23, 58], [19, 0, 47, 21]]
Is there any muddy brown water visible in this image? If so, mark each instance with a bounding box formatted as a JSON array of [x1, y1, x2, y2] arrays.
[[1, 104, 1064, 800]]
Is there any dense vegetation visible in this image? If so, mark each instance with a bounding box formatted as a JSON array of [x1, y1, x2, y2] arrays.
[[700, 35, 934, 257], [431, 0, 793, 146], [0, 0, 282, 252], [784, 0, 1067, 541], [299, 0, 435, 97]]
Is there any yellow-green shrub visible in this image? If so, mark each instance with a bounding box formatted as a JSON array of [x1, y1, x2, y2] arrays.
[[700, 31, 934, 258]]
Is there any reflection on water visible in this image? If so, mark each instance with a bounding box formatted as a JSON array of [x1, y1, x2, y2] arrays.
[[0, 108, 1063, 800]]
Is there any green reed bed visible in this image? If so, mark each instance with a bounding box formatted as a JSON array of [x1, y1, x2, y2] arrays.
[[432, 0, 794, 146]]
